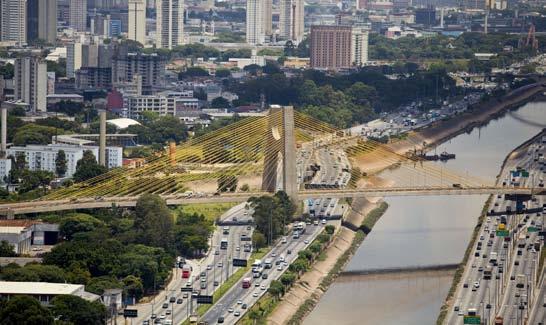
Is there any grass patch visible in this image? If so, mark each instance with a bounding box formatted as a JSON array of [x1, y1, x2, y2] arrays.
[[317, 251, 328, 261], [181, 248, 270, 325], [238, 292, 280, 325], [175, 202, 238, 222], [436, 195, 492, 325]]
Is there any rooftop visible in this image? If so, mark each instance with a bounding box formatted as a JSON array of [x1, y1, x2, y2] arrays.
[[0, 281, 100, 301]]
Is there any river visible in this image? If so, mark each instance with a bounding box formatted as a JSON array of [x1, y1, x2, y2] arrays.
[[305, 102, 546, 325]]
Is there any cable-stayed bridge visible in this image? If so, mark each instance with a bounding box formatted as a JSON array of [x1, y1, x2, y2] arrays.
[[0, 106, 542, 215]]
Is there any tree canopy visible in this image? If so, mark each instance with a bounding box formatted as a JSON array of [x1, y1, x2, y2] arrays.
[[73, 150, 107, 182]]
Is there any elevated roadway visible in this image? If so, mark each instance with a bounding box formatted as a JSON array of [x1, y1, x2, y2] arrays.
[[0, 186, 543, 216]]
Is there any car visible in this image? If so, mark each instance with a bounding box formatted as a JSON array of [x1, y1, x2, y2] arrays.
[[458, 310, 464, 316], [215, 250, 220, 255], [511, 275, 515, 280], [313, 220, 319, 226], [217, 316, 224, 323], [214, 281, 219, 286], [281, 237, 287, 244], [169, 296, 175, 303], [176, 298, 183, 304], [515, 260, 520, 266], [236, 246, 240, 251], [162, 303, 168, 309], [304, 240, 309, 244], [454, 306, 460, 312], [183, 293, 188, 298], [463, 283, 469, 288], [275, 260, 281, 266], [478, 267, 483, 272], [272, 252, 277, 257], [227, 308, 234, 313], [234, 311, 241, 317], [207, 265, 212, 270], [237, 300, 243, 305], [262, 273, 268, 279], [200, 282, 207, 289], [151, 314, 157, 319], [480, 235, 484, 240], [154, 319, 161, 324], [166, 310, 171, 315], [217, 262, 223, 267], [287, 249, 292, 254], [261, 284, 266, 290], [201, 277, 206, 283], [192, 291, 199, 297], [254, 281, 260, 287], [473, 281, 480, 288], [200, 271, 206, 277], [252, 292, 259, 297], [321, 219, 327, 224], [143, 321, 150, 325], [277, 265, 283, 271]]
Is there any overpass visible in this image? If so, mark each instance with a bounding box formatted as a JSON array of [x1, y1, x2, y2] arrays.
[[0, 186, 543, 215]]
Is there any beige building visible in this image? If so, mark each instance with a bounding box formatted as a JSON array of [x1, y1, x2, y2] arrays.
[[128, 0, 146, 45], [156, 0, 184, 49], [310, 25, 369, 70], [0, 0, 27, 45], [246, 0, 265, 44], [14, 56, 47, 113]]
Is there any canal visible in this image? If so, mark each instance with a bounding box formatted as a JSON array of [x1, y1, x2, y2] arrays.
[[305, 102, 545, 324]]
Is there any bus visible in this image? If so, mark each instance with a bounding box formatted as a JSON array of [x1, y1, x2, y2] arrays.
[[220, 238, 228, 250], [182, 264, 192, 278], [242, 278, 251, 289], [483, 265, 493, 280], [294, 222, 306, 234]]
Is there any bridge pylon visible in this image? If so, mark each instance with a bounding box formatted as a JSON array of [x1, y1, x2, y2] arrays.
[[262, 105, 298, 203]]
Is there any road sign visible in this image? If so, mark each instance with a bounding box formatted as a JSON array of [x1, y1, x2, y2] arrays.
[[527, 226, 538, 233], [463, 315, 481, 324], [196, 295, 213, 304], [496, 230, 510, 237], [181, 287, 193, 292], [123, 309, 138, 318], [233, 258, 248, 267]]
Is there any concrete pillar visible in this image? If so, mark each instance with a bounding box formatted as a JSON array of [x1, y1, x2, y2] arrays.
[[1, 108, 6, 158], [99, 110, 106, 166], [282, 106, 298, 203]]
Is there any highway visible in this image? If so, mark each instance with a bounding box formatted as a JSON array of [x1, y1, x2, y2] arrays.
[[527, 273, 545, 325], [116, 204, 253, 325], [445, 134, 545, 325]]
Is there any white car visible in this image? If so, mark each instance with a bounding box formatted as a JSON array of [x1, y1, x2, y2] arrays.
[[304, 240, 309, 244], [277, 265, 283, 271], [252, 292, 259, 297], [321, 219, 327, 225], [260, 284, 266, 290], [473, 281, 480, 288]]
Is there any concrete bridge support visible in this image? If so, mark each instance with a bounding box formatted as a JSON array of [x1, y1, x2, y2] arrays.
[[262, 105, 298, 203]]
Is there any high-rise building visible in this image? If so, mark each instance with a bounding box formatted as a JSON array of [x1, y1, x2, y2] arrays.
[[310, 25, 369, 70], [279, 0, 304, 44], [128, 0, 146, 45], [112, 51, 166, 90], [156, 0, 184, 49], [0, 0, 27, 45], [351, 27, 368, 67], [246, 0, 265, 44], [14, 56, 47, 113], [27, 0, 58, 44], [264, 0, 272, 36], [69, 0, 88, 32]]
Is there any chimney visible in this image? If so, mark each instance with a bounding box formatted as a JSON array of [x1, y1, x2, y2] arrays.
[[99, 110, 106, 166], [1, 108, 6, 157]]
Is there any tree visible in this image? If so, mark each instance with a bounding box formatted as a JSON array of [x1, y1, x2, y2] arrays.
[[18, 170, 54, 194], [268, 280, 285, 299], [72, 150, 107, 182], [0, 240, 16, 257], [55, 150, 68, 177], [251, 231, 266, 250], [50, 295, 106, 325], [325, 225, 335, 235], [217, 174, 238, 192], [215, 69, 231, 78], [123, 275, 144, 300], [59, 213, 105, 240], [279, 272, 296, 287], [210, 97, 230, 108], [134, 194, 174, 249], [0, 295, 54, 324]]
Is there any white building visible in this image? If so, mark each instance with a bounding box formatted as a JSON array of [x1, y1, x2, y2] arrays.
[[126, 92, 199, 119], [0, 281, 100, 305], [246, 0, 265, 45], [351, 27, 369, 67], [0, 0, 27, 45], [6, 145, 122, 178], [14, 56, 47, 113], [69, 0, 88, 32], [128, 0, 147, 45], [279, 0, 304, 44], [0, 158, 11, 181], [156, 0, 184, 49]]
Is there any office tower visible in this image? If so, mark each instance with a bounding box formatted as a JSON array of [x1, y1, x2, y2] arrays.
[[156, 0, 184, 49], [128, 0, 146, 45], [0, 0, 27, 45], [27, 0, 58, 44], [14, 56, 47, 113], [70, 0, 87, 31], [246, 0, 265, 44], [279, 0, 304, 44], [351, 27, 368, 67], [112, 51, 166, 90]]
